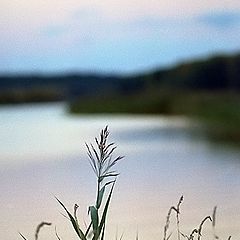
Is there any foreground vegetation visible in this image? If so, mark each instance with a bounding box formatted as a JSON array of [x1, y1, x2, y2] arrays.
[[19, 127, 233, 240]]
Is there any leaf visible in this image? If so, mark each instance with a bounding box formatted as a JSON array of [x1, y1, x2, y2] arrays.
[[96, 181, 114, 209], [99, 174, 119, 182], [98, 181, 115, 236], [100, 223, 106, 240], [97, 186, 105, 209], [84, 222, 92, 238], [55, 197, 86, 240], [90, 143, 100, 162], [89, 206, 99, 235]]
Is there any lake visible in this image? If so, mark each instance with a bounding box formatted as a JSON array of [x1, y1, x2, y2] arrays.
[[0, 103, 240, 240]]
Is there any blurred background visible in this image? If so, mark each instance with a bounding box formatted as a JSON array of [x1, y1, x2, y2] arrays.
[[1, 1, 240, 240]]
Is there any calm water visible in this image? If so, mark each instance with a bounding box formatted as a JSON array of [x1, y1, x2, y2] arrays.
[[1, 103, 240, 240]]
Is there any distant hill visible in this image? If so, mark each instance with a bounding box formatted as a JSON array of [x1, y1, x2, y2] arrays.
[[0, 74, 126, 103], [0, 52, 239, 104], [133, 52, 240, 90]]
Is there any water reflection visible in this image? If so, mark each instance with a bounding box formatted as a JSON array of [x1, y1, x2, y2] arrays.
[[0, 103, 240, 240]]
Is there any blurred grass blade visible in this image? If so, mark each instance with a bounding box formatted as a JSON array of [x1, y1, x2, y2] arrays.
[[55, 226, 62, 240], [212, 206, 217, 227], [19, 232, 28, 240], [55, 197, 86, 240], [84, 222, 92, 238]]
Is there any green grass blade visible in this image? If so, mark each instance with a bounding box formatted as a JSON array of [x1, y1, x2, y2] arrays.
[[100, 223, 106, 240], [96, 181, 115, 209], [55, 197, 86, 240], [98, 181, 115, 235], [89, 206, 99, 236], [84, 222, 92, 238], [96, 186, 105, 209]]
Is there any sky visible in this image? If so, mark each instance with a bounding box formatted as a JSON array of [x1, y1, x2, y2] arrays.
[[1, 0, 240, 74]]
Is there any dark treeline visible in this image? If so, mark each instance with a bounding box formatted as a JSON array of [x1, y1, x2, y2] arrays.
[[0, 74, 125, 103], [0, 52, 240, 104], [138, 53, 240, 90]]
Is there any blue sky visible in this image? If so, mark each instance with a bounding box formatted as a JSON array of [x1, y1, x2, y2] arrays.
[[0, 0, 240, 74]]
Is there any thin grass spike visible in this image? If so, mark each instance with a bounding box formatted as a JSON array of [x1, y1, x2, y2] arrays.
[[20, 127, 234, 240], [35, 222, 52, 240], [197, 216, 212, 240], [212, 206, 219, 240], [176, 195, 184, 240]]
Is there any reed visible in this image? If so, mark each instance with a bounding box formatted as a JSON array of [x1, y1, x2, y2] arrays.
[[55, 126, 124, 240], [19, 127, 233, 240]]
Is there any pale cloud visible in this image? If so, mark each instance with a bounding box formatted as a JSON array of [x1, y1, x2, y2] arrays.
[[92, 0, 240, 19], [42, 25, 69, 37], [197, 11, 240, 29], [1, 0, 240, 72]]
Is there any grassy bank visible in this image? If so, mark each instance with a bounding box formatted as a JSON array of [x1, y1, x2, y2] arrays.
[[69, 91, 240, 144]]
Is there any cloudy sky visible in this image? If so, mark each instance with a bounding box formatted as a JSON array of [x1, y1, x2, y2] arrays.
[[1, 0, 240, 73]]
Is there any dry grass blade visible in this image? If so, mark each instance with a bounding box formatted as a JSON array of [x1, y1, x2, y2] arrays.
[[35, 222, 52, 240], [19, 222, 51, 240], [163, 196, 184, 240], [197, 216, 212, 240], [119, 232, 124, 240], [212, 206, 219, 239], [136, 229, 139, 240], [115, 227, 125, 240], [189, 229, 198, 240], [212, 206, 217, 228], [166, 232, 173, 240], [163, 206, 179, 240], [176, 195, 184, 240]]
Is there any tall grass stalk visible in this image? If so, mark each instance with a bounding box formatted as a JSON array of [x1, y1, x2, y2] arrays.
[[56, 126, 123, 240], [163, 196, 183, 240], [19, 127, 234, 240]]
